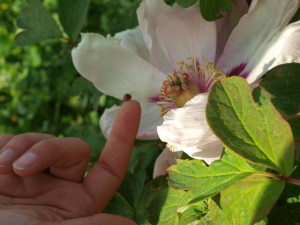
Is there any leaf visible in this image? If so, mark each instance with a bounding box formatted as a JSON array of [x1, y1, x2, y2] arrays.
[[15, 0, 62, 46], [103, 193, 135, 219], [120, 145, 161, 208], [287, 117, 300, 140], [268, 163, 300, 225], [206, 76, 295, 176], [136, 176, 168, 225], [268, 203, 300, 225], [168, 149, 255, 204], [290, 7, 300, 23], [199, 0, 232, 21], [57, 0, 90, 41], [259, 63, 300, 115], [175, 0, 198, 8], [148, 188, 192, 225], [177, 202, 209, 225], [209, 175, 285, 225]]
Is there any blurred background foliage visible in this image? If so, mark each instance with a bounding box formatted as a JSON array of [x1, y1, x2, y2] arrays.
[[0, 0, 143, 167]]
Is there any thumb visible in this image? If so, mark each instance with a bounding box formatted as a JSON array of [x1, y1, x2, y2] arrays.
[[44, 213, 137, 225]]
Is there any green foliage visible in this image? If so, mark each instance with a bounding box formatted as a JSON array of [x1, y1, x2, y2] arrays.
[[209, 175, 285, 225], [57, 0, 90, 41], [104, 144, 165, 224], [148, 188, 187, 225], [206, 76, 295, 176], [4, 0, 300, 224], [175, 0, 198, 8], [291, 7, 300, 23], [268, 163, 300, 224], [15, 0, 62, 46], [259, 63, 300, 115], [84, 0, 141, 36], [148, 188, 210, 225], [168, 149, 255, 204], [288, 117, 300, 140], [199, 0, 232, 21]]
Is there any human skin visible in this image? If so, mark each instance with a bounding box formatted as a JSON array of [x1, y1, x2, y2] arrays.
[[0, 101, 140, 225]]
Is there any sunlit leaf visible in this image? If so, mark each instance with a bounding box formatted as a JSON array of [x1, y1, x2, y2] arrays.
[[209, 175, 285, 225], [169, 149, 255, 204], [206, 76, 295, 176]]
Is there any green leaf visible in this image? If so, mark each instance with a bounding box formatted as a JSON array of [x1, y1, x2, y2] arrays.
[[178, 202, 209, 225], [268, 163, 300, 225], [57, 0, 90, 41], [148, 188, 192, 225], [15, 0, 62, 46], [287, 117, 300, 140], [120, 145, 161, 208], [175, 0, 197, 8], [268, 203, 300, 225], [290, 7, 300, 23], [103, 193, 135, 219], [169, 149, 255, 203], [209, 175, 285, 225], [206, 76, 295, 176], [136, 176, 168, 225], [259, 63, 300, 115], [199, 0, 232, 21]]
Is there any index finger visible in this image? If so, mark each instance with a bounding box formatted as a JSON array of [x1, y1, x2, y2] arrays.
[[83, 100, 141, 211]]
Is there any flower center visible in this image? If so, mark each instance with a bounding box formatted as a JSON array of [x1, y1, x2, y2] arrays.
[[157, 58, 225, 116]]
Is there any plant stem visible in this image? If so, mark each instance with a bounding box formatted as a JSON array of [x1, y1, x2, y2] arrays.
[[255, 171, 300, 186]]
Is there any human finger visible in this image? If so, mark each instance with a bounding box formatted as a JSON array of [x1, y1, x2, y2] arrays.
[[0, 133, 54, 174], [0, 134, 14, 149], [44, 213, 137, 225], [84, 100, 141, 211], [13, 137, 91, 182]]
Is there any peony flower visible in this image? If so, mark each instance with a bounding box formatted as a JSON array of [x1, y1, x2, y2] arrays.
[[72, 0, 300, 177]]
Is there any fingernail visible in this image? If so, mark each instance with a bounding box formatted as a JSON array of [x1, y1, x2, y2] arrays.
[[13, 153, 37, 170], [0, 149, 15, 167], [123, 93, 132, 102]]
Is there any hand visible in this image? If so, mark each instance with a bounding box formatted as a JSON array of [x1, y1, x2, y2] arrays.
[[0, 101, 140, 225]]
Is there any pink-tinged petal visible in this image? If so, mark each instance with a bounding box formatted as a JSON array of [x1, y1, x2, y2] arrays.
[[137, 0, 172, 73], [247, 21, 300, 83], [217, 0, 299, 77], [71, 33, 165, 101], [157, 93, 223, 164], [113, 27, 149, 61], [156, 9, 217, 68], [100, 102, 162, 140], [153, 147, 181, 178], [215, 0, 249, 60]]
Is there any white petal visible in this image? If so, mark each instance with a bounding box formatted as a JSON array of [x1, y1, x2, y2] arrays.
[[217, 0, 299, 76], [215, 0, 249, 60], [156, 9, 217, 67], [113, 27, 149, 61], [71, 33, 165, 101], [99, 105, 119, 139], [153, 147, 181, 178], [100, 103, 162, 140], [137, 0, 173, 73], [157, 94, 223, 164], [247, 21, 300, 83]]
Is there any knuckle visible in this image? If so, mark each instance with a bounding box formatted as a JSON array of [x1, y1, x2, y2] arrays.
[[34, 138, 57, 151]]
